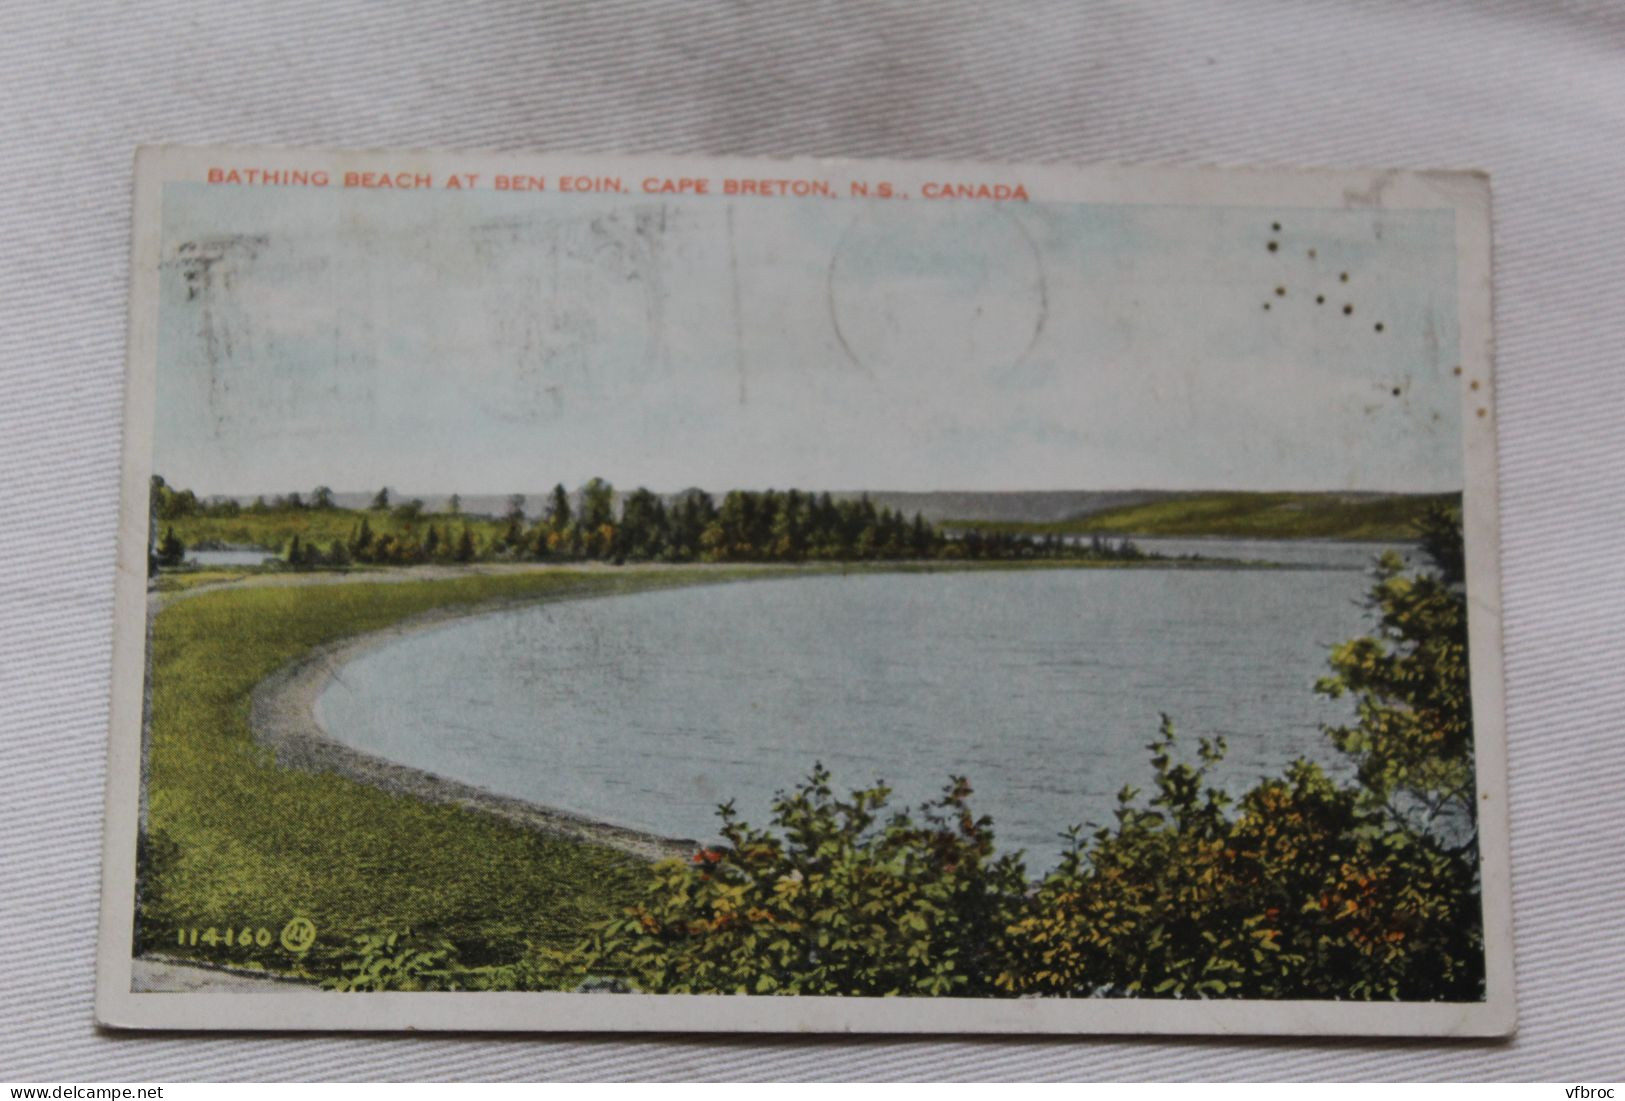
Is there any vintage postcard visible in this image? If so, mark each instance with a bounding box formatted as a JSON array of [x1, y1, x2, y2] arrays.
[[97, 147, 1511, 1034]]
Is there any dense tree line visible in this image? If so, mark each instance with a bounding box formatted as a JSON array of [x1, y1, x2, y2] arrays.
[[508, 507, 1481, 1001], [331, 479, 1143, 567]]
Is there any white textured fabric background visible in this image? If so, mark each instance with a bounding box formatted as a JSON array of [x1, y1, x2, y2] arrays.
[[2, 0, 1622, 1081]]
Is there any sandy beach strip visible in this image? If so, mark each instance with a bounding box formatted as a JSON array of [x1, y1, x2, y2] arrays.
[[247, 595, 699, 864]]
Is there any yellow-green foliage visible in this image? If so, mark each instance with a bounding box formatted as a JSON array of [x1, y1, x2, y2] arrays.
[[322, 931, 463, 992], [138, 569, 771, 982], [151, 569, 251, 593], [145, 508, 1481, 999]]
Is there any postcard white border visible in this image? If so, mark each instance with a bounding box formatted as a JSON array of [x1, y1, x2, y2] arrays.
[[97, 146, 1512, 1036]]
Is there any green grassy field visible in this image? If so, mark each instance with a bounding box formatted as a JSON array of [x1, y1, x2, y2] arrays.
[[138, 567, 809, 985], [950, 491, 1460, 541]]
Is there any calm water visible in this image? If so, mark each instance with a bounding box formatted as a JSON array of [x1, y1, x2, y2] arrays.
[[315, 560, 1385, 863]]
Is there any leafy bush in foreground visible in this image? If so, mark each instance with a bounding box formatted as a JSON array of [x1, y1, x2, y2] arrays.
[[1318, 505, 1476, 848]]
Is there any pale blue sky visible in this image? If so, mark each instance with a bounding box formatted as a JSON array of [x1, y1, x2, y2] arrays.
[[155, 183, 1460, 495]]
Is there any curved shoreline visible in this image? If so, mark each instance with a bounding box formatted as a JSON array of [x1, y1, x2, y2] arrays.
[[248, 593, 701, 863]]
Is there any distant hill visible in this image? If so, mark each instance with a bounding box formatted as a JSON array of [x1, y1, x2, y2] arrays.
[[945, 490, 1460, 542]]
